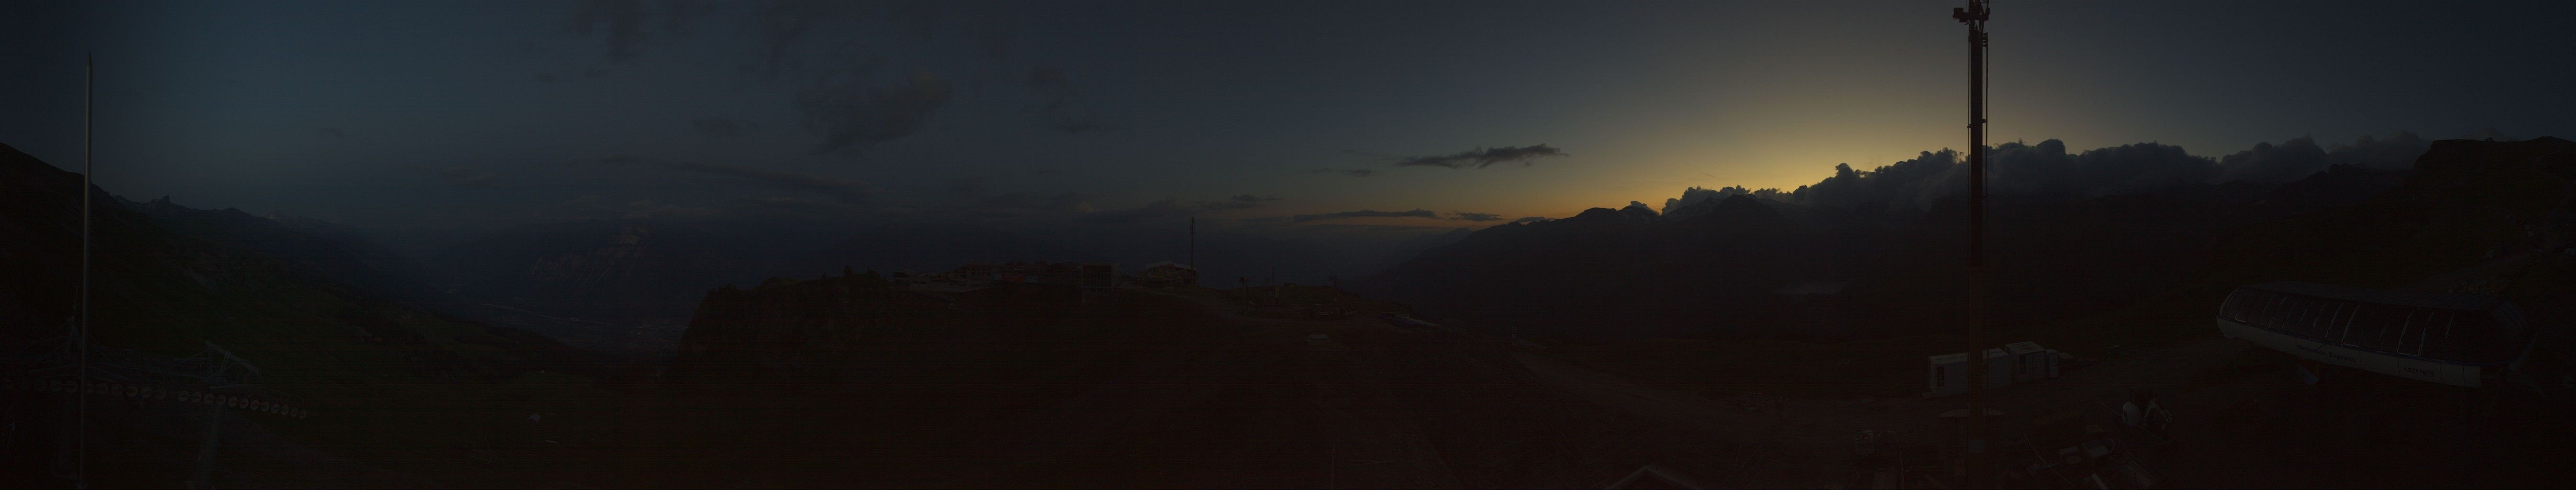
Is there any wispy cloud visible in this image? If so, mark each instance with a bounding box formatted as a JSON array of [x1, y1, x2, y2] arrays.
[[1201, 195, 1282, 210], [433, 166, 499, 186], [797, 72, 954, 157], [691, 117, 757, 138], [1080, 195, 1283, 223], [1028, 66, 1099, 133], [566, 0, 650, 61], [1391, 144, 1567, 169], [584, 155, 873, 204], [1291, 209, 1437, 222], [1310, 168, 1379, 177]]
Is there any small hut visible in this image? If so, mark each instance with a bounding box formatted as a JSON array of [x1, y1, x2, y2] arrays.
[[1929, 352, 1971, 397], [1930, 347, 2022, 396], [1983, 347, 2014, 389], [2005, 341, 2061, 382]]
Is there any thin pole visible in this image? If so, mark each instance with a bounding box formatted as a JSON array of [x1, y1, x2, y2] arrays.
[[1951, 1, 1992, 486], [77, 51, 94, 490]]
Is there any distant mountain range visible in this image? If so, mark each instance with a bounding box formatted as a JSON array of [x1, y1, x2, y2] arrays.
[[1354, 143, 2480, 341]]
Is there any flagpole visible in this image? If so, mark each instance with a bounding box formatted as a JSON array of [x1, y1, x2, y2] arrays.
[[77, 50, 95, 490]]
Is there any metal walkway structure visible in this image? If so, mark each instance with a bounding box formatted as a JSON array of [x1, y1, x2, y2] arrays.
[[5, 335, 310, 488], [3, 337, 308, 420]]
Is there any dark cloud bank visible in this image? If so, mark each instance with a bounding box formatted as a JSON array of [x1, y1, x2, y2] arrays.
[[1659, 132, 2433, 216], [1289, 209, 1507, 223], [798, 73, 955, 157], [1362, 131, 2470, 345], [560, 1, 1094, 159], [1390, 144, 1567, 169], [583, 155, 874, 205]]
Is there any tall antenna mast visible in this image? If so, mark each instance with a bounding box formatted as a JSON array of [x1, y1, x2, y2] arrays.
[[77, 51, 95, 490], [1950, 0, 1992, 486]]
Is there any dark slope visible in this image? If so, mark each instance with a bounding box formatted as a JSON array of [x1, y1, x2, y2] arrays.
[[644, 273, 1239, 487], [1370, 226, 1473, 272], [418, 217, 1400, 354], [0, 143, 615, 488], [118, 196, 701, 359], [670, 274, 1225, 385], [426, 219, 756, 327], [418, 220, 1097, 355], [1370, 195, 1825, 339], [630, 270, 1820, 489], [117, 195, 452, 309]]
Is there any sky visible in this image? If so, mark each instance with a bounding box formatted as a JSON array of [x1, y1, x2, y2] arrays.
[[3, 0, 2573, 240]]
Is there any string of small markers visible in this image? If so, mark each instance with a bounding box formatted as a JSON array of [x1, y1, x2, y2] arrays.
[[2, 377, 309, 419]]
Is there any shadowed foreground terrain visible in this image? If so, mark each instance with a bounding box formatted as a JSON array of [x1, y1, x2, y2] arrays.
[[7, 138, 2576, 489]]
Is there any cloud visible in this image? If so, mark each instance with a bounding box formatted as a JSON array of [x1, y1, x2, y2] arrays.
[[722, 196, 867, 221], [584, 156, 873, 204], [1076, 195, 1282, 223], [1027, 66, 1098, 133], [2213, 136, 2329, 184], [1341, 169, 1376, 177], [433, 166, 499, 186], [2325, 132, 2431, 170], [1775, 140, 2223, 211], [1391, 144, 1567, 169], [1785, 150, 1960, 211], [741, 0, 840, 81], [562, 0, 722, 62], [566, 0, 650, 61], [1270, 208, 1491, 223], [1662, 186, 1749, 215], [1080, 199, 1195, 223], [1291, 209, 1438, 223], [662, 161, 872, 204], [2465, 127, 2518, 142], [797, 72, 954, 157], [1200, 195, 1281, 211], [2208, 132, 2428, 183], [552, 3, 969, 156], [691, 117, 757, 138], [1509, 216, 1553, 224], [661, 0, 717, 36], [974, 191, 1092, 214], [319, 127, 347, 139], [975, 26, 1012, 60], [1654, 133, 2425, 215], [2049, 140, 2220, 196]]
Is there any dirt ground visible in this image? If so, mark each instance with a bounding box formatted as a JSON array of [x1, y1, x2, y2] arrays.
[[1540, 328, 2576, 489], [122, 288, 2576, 489]]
